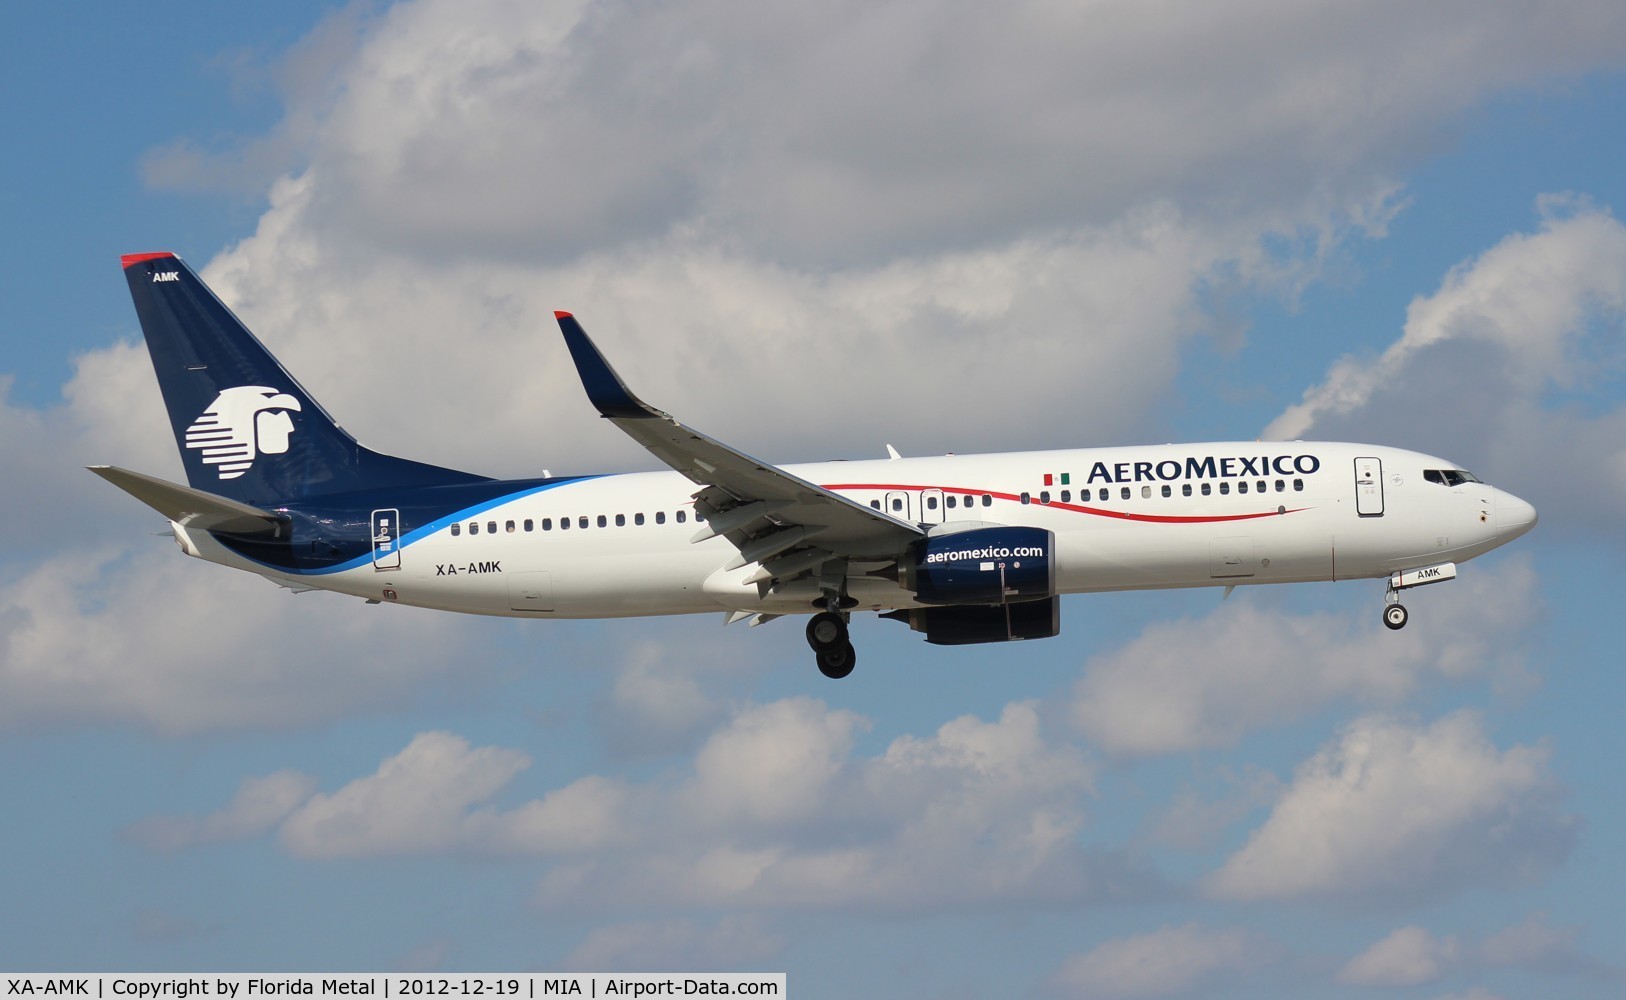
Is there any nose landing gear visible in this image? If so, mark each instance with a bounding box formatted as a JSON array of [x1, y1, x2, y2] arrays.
[[1382, 600, 1409, 630], [1381, 562, 1456, 630], [806, 610, 856, 679]]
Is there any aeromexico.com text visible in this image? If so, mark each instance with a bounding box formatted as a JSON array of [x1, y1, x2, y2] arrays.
[[925, 545, 1046, 564], [1081, 454, 1322, 485]]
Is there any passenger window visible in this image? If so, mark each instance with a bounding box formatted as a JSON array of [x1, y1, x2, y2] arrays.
[[1201, 483, 1212, 496], [1182, 484, 1192, 497], [1020, 492, 1030, 505], [1161, 485, 1171, 498], [1099, 488, 1109, 502], [1120, 486, 1131, 500], [469, 522, 479, 535], [487, 521, 497, 534], [597, 515, 607, 528], [1060, 490, 1070, 503], [523, 519, 533, 532], [1040, 491, 1050, 504], [871, 500, 881, 510], [451, 523, 461, 536], [893, 498, 904, 511], [946, 495, 957, 509], [578, 516, 588, 529], [542, 518, 552, 530], [1293, 478, 1304, 491], [615, 514, 625, 526], [1275, 480, 1285, 492], [656, 511, 666, 524], [677, 511, 687, 523], [506, 520, 515, 533], [635, 513, 645, 525], [1219, 482, 1230, 495], [1239, 481, 1249, 494], [927, 495, 939, 510], [982, 494, 992, 507], [560, 518, 569, 530], [1258, 480, 1267, 493]]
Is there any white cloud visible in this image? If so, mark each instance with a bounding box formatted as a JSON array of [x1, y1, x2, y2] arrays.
[[104, 0, 1626, 490], [602, 640, 727, 757], [0, 544, 479, 735], [1264, 200, 1626, 541], [1145, 767, 1282, 852], [0, 342, 176, 556], [536, 699, 1112, 913], [169, 698, 1114, 912], [192, 190, 1276, 478], [1270, 200, 1626, 440], [1068, 558, 1539, 757], [278, 731, 627, 858], [1047, 923, 1278, 999], [1477, 912, 1621, 980], [687, 696, 864, 827], [216, 0, 1626, 264], [1206, 711, 1576, 903], [1337, 914, 1622, 991], [560, 915, 784, 973], [1339, 926, 1460, 987], [126, 770, 317, 850]]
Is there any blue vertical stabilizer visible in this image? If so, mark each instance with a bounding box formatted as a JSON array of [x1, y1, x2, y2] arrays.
[[121, 252, 489, 503]]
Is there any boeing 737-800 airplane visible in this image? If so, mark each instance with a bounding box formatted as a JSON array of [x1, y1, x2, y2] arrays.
[[94, 252, 1538, 678]]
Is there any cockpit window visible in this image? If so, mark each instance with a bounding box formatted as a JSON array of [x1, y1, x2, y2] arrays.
[[1424, 469, 1480, 487]]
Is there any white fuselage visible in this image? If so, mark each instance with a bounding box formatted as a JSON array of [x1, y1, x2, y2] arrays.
[[176, 441, 1537, 619]]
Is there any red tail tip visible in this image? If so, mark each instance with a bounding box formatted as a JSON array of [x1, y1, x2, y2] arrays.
[[121, 252, 176, 268], [554, 310, 574, 320]]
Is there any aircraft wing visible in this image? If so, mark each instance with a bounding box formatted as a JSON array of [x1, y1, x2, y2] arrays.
[[88, 465, 286, 535], [555, 313, 924, 584]]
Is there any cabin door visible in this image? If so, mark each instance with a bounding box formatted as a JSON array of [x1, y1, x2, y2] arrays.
[[1354, 457, 1385, 517]]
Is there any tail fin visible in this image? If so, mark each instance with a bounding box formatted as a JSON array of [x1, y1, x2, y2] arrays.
[[121, 252, 488, 502]]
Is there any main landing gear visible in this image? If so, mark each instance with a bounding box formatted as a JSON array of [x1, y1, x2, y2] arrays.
[[806, 610, 856, 679]]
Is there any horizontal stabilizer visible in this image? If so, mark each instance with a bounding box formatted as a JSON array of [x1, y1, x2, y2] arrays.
[[87, 465, 285, 535]]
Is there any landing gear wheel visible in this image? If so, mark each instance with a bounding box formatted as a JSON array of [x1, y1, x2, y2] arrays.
[[807, 611, 854, 679], [806, 611, 847, 649], [1383, 603, 1409, 630], [817, 641, 857, 679]]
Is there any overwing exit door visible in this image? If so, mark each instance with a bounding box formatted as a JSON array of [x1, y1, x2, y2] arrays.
[[1354, 457, 1384, 517]]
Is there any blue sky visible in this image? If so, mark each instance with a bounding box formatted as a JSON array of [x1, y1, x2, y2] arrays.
[[4, 3, 1626, 997]]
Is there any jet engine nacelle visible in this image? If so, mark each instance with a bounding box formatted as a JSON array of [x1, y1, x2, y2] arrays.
[[908, 525, 1056, 605], [882, 597, 1061, 645]]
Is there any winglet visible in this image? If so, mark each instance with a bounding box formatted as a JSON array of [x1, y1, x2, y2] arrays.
[[554, 313, 656, 419]]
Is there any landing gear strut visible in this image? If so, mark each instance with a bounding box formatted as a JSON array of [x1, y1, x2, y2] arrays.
[[1382, 583, 1409, 630], [806, 610, 856, 679]]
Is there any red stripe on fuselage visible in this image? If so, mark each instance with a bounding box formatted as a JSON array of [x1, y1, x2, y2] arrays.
[[820, 482, 1308, 524]]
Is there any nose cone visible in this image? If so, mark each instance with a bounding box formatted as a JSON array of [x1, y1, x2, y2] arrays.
[[1496, 489, 1538, 541]]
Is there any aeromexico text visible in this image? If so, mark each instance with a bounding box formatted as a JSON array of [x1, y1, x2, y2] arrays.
[[1073, 453, 1322, 485]]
